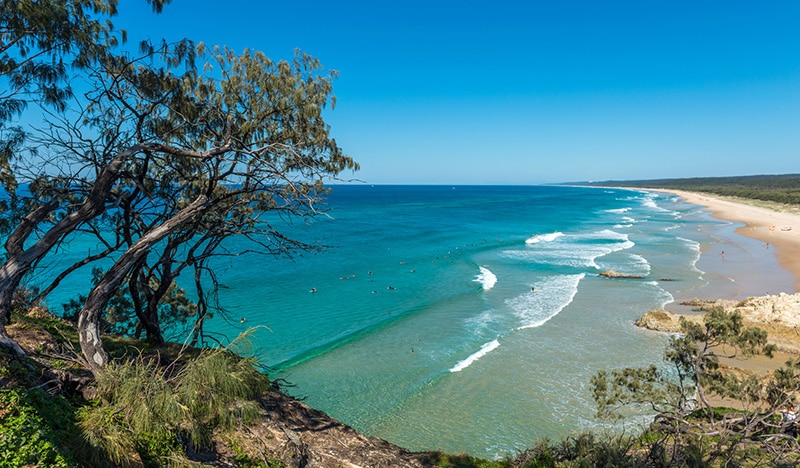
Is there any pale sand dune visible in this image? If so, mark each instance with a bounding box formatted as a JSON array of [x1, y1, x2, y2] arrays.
[[657, 189, 800, 292]]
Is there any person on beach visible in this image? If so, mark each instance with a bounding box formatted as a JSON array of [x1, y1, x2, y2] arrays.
[[781, 405, 798, 436]]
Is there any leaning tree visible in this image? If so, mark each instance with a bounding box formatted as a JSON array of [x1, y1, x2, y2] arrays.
[[0, 0, 173, 354], [1, 1, 358, 368], [19, 41, 357, 372]]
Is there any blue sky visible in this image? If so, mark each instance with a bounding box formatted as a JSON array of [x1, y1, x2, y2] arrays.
[[117, 1, 800, 184]]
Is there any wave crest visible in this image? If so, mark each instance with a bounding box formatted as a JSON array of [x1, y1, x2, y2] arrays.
[[525, 232, 564, 244], [473, 266, 497, 290], [450, 339, 500, 373]]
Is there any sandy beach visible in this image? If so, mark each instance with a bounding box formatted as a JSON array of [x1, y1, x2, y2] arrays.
[[657, 189, 800, 293], [637, 189, 800, 386]]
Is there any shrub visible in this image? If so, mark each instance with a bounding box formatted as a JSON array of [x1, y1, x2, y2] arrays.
[[0, 388, 75, 467], [78, 346, 270, 465]]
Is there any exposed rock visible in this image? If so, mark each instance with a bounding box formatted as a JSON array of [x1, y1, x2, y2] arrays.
[[681, 293, 800, 328], [641, 292, 800, 354], [635, 309, 685, 333], [242, 389, 429, 468], [599, 270, 645, 279]]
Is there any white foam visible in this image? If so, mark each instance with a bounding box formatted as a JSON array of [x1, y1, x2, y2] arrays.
[[473, 266, 497, 290], [678, 236, 704, 275], [449, 339, 500, 372], [597, 252, 650, 277], [464, 309, 495, 331], [642, 192, 678, 214], [628, 253, 652, 276], [525, 232, 564, 244], [589, 229, 631, 242], [573, 230, 634, 268], [605, 207, 631, 214], [508, 273, 585, 329], [643, 281, 676, 309], [506, 230, 635, 269]]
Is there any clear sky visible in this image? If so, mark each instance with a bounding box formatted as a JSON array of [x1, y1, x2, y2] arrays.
[[117, 0, 800, 184]]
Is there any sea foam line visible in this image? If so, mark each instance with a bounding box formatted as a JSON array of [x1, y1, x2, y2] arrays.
[[605, 207, 631, 214], [511, 273, 586, 330], [525, 232, 564, 244], [449, 339, 500, 373]]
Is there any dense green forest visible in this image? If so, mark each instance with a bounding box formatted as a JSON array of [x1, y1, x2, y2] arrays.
[[581, 174, 800, 205]]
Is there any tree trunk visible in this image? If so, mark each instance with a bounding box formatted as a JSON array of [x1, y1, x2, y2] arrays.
[[189, 262, 208, 347], [78, 195, 208, 373], [138, 247, 182, 346], [0, 146, 139, 355], [127, 259, 165, 344], [0, 200, 59, 355]]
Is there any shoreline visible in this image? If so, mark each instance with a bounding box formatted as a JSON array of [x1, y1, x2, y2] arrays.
[[634, 189, 800, 391], [654, 189, 800, 294]]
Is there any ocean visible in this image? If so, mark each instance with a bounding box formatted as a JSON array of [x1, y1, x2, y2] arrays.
[[40, 185, 796, 459]]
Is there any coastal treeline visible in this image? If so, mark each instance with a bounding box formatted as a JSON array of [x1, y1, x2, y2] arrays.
[[585, 174, 800, 205]]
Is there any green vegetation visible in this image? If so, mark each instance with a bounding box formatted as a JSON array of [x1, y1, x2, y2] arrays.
[[0, 0, 356, 372], [0, 388, 75, 467], [583, 173, 800, 205], [591, 307, 800, 466], [78, 345, 269, 466], [1, 309, 273, 466], [2, 2, 799, 467]]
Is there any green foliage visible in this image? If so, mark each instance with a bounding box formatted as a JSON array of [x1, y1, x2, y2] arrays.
[[0, 388, 76, 467], [174, 347, 268, 447], [62, 266, 198, 339], [591, 307, 800, 465], [0, 0, 125, 194], [593, 308, 779, 421], [78, 343, 270, 465], [422, 451, 511, 467], [591, 365, 684, 421], [513, 432, 645, 467]]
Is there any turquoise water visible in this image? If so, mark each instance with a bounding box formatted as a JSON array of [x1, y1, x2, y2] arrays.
[[40, 185, 795, 459]]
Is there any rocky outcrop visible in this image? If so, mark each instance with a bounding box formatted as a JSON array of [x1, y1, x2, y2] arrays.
[[637, 293, 800, 354], [599, 270, 645, 279], [635, 309, 690, 333], [682, 293, 800, 329], [244, 390, 429, 468]]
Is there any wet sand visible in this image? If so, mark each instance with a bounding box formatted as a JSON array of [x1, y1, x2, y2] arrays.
[[645, 189, 800, 393], [659, 189, 800, 293]]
